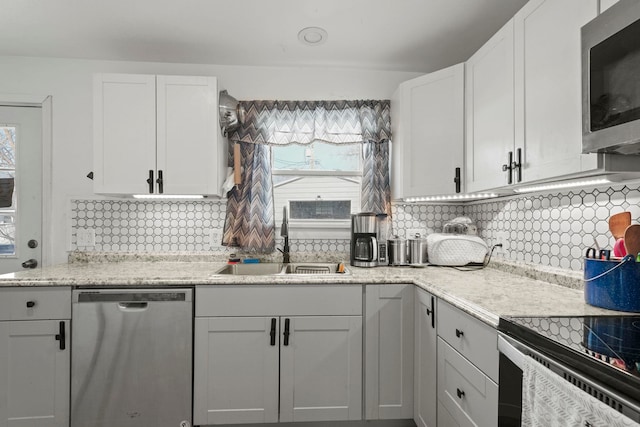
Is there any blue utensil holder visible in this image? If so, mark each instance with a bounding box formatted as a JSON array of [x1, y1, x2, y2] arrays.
[[584, 255, 640, 312]]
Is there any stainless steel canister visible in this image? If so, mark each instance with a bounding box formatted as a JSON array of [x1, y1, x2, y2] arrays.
[[387, 236, 408, 266], [408, 233, 428, 265]]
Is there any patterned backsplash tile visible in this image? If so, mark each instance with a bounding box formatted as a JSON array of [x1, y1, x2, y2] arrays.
[[69, 182, 640, 272]]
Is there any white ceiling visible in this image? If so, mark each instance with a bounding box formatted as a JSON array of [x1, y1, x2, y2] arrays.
[[2, 0, 528, 73]]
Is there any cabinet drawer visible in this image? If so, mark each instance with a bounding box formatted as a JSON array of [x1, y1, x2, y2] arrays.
[[437, 300, 498, 381], [0, 287, 71, 320], [437, 338, 498, 427], [196, 285, 362, 317]]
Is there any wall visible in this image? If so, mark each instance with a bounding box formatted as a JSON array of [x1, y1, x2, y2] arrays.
[[0, 55, 421, 264], [70, 181, 639, 273]]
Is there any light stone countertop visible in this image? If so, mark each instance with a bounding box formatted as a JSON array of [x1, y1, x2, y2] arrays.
[[0, 258, 622, 327]]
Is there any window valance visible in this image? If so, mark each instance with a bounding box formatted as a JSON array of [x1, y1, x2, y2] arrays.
[[228, 100, 391, 145]]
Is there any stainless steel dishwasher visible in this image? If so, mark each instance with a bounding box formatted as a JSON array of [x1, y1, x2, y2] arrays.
[[71, 289, 193, 427]]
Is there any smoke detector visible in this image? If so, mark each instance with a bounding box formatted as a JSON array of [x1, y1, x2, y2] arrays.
[[298, 27, 328, 46]]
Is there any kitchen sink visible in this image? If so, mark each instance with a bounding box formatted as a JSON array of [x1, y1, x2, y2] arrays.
[[214, 263, 286, 275], [213, 262, 350, 276], [284, 263, 350, 275]]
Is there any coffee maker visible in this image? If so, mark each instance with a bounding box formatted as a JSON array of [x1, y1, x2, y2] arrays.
[[351, 212, 388, 267]]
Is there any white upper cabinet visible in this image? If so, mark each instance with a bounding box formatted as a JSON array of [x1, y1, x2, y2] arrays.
[[93, 73, 225, 196], [600, 0, 619, 12], [392, 63, 464, 199], [513, 0, 599, 183], [465, 20, 515, 193]]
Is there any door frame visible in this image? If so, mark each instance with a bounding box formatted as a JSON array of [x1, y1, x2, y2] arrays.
[[0, 93, 53, 268]]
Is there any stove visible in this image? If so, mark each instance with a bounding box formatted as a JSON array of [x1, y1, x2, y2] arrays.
[[498, 315, 640, 407]]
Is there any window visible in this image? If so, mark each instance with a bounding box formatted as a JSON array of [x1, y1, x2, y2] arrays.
[[272, 141, 361, 238], [0, 126, 16, 255]]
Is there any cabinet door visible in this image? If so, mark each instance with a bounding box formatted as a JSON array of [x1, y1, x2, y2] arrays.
[[156, 75, 222, 195], [93, 73, 156, 194], [414, 289, 437, 427], [280, 316, 362, 422], [465, 20, 515, 193], [365, 284, 414, 419], [392, 63, 464, 198], [0, 320, 69, 427], [193, 317, 279, 425], [514, 0, 599, 183]]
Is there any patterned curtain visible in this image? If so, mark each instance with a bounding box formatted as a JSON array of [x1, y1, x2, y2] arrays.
[[223, 99, 391, 251], [222, 141, 275, 252]]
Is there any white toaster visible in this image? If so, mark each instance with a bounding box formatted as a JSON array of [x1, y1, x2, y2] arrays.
[[426, 233, 489, 266]]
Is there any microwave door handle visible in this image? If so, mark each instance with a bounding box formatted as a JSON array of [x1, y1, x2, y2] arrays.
[[371, 237, 378, 262]]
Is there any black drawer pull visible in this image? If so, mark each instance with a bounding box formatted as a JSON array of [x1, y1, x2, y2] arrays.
[[455, 328, 464, 338], [26, 300, 36, 308], [456, 388, 465, 399], [269, 318, 277, 346], [283, 318, 290, 346], [55, 321, 66, 350]]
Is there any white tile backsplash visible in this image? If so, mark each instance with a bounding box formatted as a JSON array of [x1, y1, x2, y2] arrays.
[[69, 182, 640, 272]]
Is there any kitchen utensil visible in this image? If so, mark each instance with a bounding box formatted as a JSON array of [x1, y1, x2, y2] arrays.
[[614, 238, 627, 257], [609, 211, 632, 239], [408, 233, 428, 265], [585, 248, 611, 260], [624, 224, 640, 258]]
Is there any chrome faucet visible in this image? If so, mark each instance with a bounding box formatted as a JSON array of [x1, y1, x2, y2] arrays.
[[278, 206, 291, 263]]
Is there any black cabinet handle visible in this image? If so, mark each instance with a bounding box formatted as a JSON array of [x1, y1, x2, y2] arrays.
[[455, 328, 464, 338], [502, 151, 514, 184], [454, 167, 461, 193], [456, 388, 465, 399], [430, 296, 435, 329], [156, 170, 164, 194], [55, 321, 66, 350], [514, 148, 522, 183], [146, 170, 154, 193], [270, 318, 277, 346], [26, 300, 36, 308], [283, 318, 290, 346]]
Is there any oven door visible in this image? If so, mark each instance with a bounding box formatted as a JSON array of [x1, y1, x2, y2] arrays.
[[498, 333, 640, 426]]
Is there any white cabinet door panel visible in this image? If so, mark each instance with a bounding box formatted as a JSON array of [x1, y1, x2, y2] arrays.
[[0, 320, 69, 427], [280, 316, 362, 422], [514, 0, 599, 182], [365, 284, 414, 419], [465, 20, 515, 193], [157, 75, 220, 195], [193, 317, 279, 425], [93, 73, 156, 194], [414, 289, 437, 427]]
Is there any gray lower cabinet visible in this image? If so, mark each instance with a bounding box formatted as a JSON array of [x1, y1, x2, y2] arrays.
[[193, 285, 363, 425], [0, 287, 71, 427], [436, 300, 499, 426], [414, 288, 437, 427], [365, 284, 414, 420]]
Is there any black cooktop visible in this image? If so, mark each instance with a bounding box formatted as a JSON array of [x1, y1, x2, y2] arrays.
[[499, 315, 640, 405]]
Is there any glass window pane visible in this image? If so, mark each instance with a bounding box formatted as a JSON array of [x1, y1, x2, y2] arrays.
[[0, 126, 16, 169], [290, 200, 351, 220], [273, 142, 361, 172], [0, 214, 15, 255]]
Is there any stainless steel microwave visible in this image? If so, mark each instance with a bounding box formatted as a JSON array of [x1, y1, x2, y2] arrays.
[[582, 0, 640, 154]]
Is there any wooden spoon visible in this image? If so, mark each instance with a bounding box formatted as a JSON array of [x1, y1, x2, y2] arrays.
[[609, 212, 632, 239], [624, 224, 640, 259]]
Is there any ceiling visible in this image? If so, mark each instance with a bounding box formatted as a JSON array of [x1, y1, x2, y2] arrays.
[[2, 0, 528, 73]]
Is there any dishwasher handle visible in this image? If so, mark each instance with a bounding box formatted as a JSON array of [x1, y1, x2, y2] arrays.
[[75, 290, 190, 303], [118, 302, 149, 311]]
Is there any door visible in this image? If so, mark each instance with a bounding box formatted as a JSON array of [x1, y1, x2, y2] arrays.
[[365, 284, 414, 419], [193, 316, 279, 425], [0, 106, 42, 274], [280, 316, 362, 422], [414, 289, 437, 427], [0, 320, 70, 427], [465, 19, 515, 193]]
